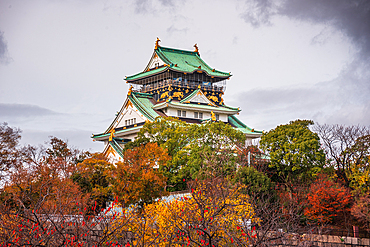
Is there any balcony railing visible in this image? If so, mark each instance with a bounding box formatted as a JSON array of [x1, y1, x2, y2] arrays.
[[130, 79, 226, 94]]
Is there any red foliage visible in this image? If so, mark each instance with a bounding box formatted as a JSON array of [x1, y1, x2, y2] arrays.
[[304, 175, 352, 225]]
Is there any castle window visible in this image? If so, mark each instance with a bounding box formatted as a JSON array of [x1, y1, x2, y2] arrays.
[[182, 111, 186, 117], [177, 110, 181, 117], [194, 112, 203, 119], [125, 118, 136, 126], [216, 114, 219, 121]]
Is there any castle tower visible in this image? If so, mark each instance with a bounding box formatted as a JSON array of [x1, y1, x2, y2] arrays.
[[92, 39, 262, 162]]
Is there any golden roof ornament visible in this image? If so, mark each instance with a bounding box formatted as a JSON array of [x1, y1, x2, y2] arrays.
[[211, 111, 216, 121], [109, 128, 115, 142], [194, 43, 199, 54], [155, 37, 161, 49], [128, 85, 133, 95]]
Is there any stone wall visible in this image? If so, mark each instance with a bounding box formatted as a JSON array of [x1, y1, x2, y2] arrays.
[[302, 234, 370, 246]]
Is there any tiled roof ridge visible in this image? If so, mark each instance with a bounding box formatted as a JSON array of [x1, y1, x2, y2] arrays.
[[157, 46, 197, 56], [109, 139, 124, 158], [129, 93, 156, 121]]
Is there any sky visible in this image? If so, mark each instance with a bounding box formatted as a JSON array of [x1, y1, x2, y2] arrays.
[[0, 0, 369, 152]]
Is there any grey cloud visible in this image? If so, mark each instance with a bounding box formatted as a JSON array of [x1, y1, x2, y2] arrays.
[[0, 31, 12, 65], [231, 59, 370, 130], [134, 0, 150, 13], [158, 0, 174, 7], [240, 0, 370, 58], [134, 0, 183, 14], [166, 25, 189, 35], [240, 0, 277, 28], [0, 103, 60, 119]]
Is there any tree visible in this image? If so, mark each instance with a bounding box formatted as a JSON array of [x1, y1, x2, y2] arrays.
[[234, 166, 275, 198], [260, 119, 325, 191], [238, 145, 270, 173], [125, 117, 246, 190], [125, 117, 190, 191], [183, 120, 246, 180], [0, 123, 21, 181], [72, 153, 114, 214], [314, 124, 370, 189], [110, 142, 170, 208], [304, 175, 352, 231], [109, 177, 258, 246], [351, 194, 370, 231]]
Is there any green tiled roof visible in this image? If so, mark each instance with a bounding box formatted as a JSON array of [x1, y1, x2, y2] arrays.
[[228, 115, 262, 135], [126, 66, 168, 81], [126, 46, 231, 81], [110, 139, 124, 158], [129, 92, 160, 121]]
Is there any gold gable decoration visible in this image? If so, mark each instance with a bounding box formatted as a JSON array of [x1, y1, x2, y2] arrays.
[[160, 91, 169, 99], [125, 100, 133, 109], [208, 95, 218, 103], [173, 91, 184, 99], [109, 129, 115, 142]]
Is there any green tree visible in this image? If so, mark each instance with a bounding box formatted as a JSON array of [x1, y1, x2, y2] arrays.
[[184, 120, 246, 180], [125, 117, 246, 190], [260, 119, 325, 191], [234, 166, 275, 198]]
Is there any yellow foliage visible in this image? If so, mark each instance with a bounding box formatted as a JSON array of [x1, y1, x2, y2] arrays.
[[110, 179, 258, 246]]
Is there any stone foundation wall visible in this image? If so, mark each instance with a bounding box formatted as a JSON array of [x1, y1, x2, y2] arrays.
[[308, 234, 370, 246]]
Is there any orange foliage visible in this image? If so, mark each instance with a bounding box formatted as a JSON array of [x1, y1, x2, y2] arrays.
[[111, 143, 170, 208], [304, 175, 352, 225]]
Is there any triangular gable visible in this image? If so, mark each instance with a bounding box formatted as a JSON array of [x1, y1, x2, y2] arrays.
[[180, 89, 216, 106], [104, 96, 148, 134], [103, 143, 123, 163], [144, 51, 166, 71]]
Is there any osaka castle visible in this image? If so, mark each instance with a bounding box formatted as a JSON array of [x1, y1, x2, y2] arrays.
[[92, 38, 262, 162]]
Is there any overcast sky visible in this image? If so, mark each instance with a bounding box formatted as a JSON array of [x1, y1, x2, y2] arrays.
[[0, 0, 369, 152]]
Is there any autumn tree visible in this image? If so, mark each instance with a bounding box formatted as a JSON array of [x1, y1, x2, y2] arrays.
[[314, 124, 370, 189], [351, 194, 370, 231], [109, 177, 258, 246], [110, 142, 170, 208], [0, 122, 21, 181], [304, 175, 352, 232], [260, 119, 325, 191], [124, 117, 189, 191], [72, 153, 114, 214]]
